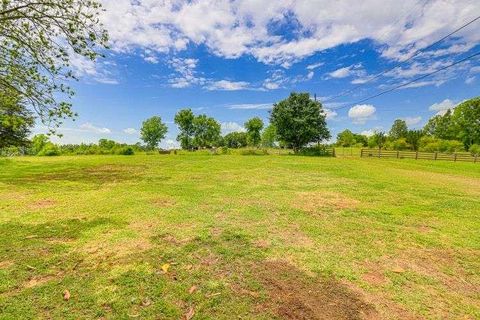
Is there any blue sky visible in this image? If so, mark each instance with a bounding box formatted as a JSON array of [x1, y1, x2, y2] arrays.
[[38, 0, 480, 147]]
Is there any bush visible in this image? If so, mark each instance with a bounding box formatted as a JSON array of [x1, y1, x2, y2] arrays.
[[220, 146, 230, 154], [115, 146, 134, 155], [37, 143, 60, 156], [386, 138, 410, 151], [239, 148, 268, 155], [419, 136, 464, 154], [298, 145, 333, 156], [469, 144, 480, 156]]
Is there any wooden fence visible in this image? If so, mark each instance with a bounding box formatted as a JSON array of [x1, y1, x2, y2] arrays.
[[360, 149, 479, 163]]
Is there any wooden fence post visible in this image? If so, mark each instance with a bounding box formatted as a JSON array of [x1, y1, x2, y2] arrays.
[[454, 153, 457, 162], [434, 152, 437, 160], [415, 151, 418, 160], [475, 154, 478, 163], [396, 151, 399, 158], [332, 148, 336, 157]]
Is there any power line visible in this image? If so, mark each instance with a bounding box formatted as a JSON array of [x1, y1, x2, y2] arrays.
[[323, 13, 480, 103], [332, 50, 480, 111]]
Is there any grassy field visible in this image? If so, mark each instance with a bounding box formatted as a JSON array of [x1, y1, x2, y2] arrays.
[[0, 154, 479, 319]]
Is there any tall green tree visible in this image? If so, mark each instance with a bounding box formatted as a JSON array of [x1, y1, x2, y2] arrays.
[[244, 117, 264, 147], [389, 119, 408, 140], [368, 132, 387, 149], [224, 131, 248, 148], [270, 92, 330, 152], [192, 115, 221, 148], [451, 97, 480, 148], [406, 130, 424, 151], [336, 129, 355, 147], [0, 89, 34, 148], [261, 124, 277, 148], [140, 116, 168, 150], [423, 110, 456, 140], [0, 1, 108, 132], [174, 109, 196, 150]]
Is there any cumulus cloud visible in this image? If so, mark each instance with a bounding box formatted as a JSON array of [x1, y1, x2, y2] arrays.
[[123, 128, 138, 135], [403, 116, 422, 126], [429, 99, 456, 115], [221, 122, 246, 134], [99, 0, 479, 67], [206, 80, 250, 91], [324, 108, 338, 120], [348, 104, 376, 124], [78, 123, 112, 134]]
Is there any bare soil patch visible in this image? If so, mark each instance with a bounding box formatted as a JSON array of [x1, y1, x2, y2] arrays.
[[294, 191, 360, 213], [151, 197, 176, 208], [256, 260, 378, 320], [28, 199, 56, 210]]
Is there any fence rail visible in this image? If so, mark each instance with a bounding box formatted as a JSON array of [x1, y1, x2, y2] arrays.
[[360, 149, 479, 163]]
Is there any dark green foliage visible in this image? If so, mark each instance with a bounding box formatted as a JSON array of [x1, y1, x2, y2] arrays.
[[368, 132, 387, 149], [270, 92, 330, 152], [451, 97, 480, 148], [0, 89, 34, 148], [423, 110, 456, 140], [389, 119, 408, 140], [298, 145, 334, 156], [174, 109, 196, 150], [224, 132, 248, 148], [140, 116, 168, 150], [0, 1, 109, 132], [244, 117, 264, 147], [192, 114, 221, 148], [405, 130, 423, 151], [469, 144, 480, 156]]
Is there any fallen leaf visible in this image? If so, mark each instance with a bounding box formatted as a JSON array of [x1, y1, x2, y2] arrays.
[[184, 306, 195, 320], [161, 263, 170, 273], [188, 285, 197, 294], [141, 298, 152, 307], [63, 289, 71, 301]]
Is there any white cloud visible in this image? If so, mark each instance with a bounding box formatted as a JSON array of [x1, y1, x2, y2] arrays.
[[307, 62, 324, 70], [69, 52, 119, 84], [221, 122, 246, 134], [324, 108, 338, 120], [168, 58, 206, 88], [123, 128, 138, 135], [99, 1, 480, 67], [360, 129, 375, 137], [329, 66, 353, 78], [78, 123, 112, 134], [348, 104, 376, 124], [470, 66, 480, 74], [403, 116, 422, 126], [228, 103, 272, 110], [465, 76, 475, 84], [429, 99, 456, 115], [206, 80, 250, 91]]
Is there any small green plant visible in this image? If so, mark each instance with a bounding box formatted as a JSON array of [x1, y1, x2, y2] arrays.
[[469, 144, 480, 156]]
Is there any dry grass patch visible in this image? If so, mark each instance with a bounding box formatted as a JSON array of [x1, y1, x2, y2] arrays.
[[151, 197, 176, 208], [293, 191, 360, 213], [27, 199, 56, 210], [256, 260, 378, 320]]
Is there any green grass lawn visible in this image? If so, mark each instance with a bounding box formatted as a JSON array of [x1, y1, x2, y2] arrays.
[[0, 154, 479, 319]]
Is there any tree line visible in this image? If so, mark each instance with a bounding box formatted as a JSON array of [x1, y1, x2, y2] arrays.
[[336, 97, 480, 155]]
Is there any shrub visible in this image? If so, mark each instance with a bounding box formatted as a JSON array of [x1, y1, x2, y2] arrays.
[[469, 144, 480, 156], [298, 145, 333, 156], [38, 143, 60, 156], [386, 138, 410, 150], [419, 136, 464, 154], [240, 148, 268, 155], [115, 146, 134, 155]]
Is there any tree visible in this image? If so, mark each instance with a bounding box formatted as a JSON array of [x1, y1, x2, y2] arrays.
[[261, 124, 277, 148], [174, 109, 196, 150], [0, 89, 34, 148], [0, 1, 108, 133], [140, 116, 168, 150], [406, 130, 423, 151], [244, 117, 264, 147], [451, 97, 480, 148], [336, 129, 355, 147], [31, 134, 49, 155], [224, 131, 248, 148], [369, 132, 387, 149], [423, 110, 456, 140], [389, 119, 408, 140], [353, 133, 368, 147], [192, 115, 221, 148], [270, 92, 330, 152]]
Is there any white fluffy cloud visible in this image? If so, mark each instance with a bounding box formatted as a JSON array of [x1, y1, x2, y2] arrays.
[[429, 99, 456, 115], [207, 80, 250, 91], [221, 122, 246, 134], [348, 104, 376, 124], [403, 116, 422, 126], [324, 108, 338, 120], [79, 123, 112, 134], [227, 103, 272, 110], [123, 128, 138, 135], [99, 0, 479, 67]]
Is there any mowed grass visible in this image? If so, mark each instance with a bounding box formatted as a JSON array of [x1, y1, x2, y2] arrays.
[[0, 154, 479, 319]]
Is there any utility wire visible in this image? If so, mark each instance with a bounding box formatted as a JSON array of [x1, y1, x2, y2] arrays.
[[323, 14, 480, 103], [332, 50, 480, 111]]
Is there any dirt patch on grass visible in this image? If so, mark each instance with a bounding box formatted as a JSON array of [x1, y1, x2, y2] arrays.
[[151, 197, 176, 208], [257, 260, 378, 320], [24, 275, 57, 288], [28, 199, 56, 210], [0, 260, 14, 269], [294, 191, 360, 213]]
